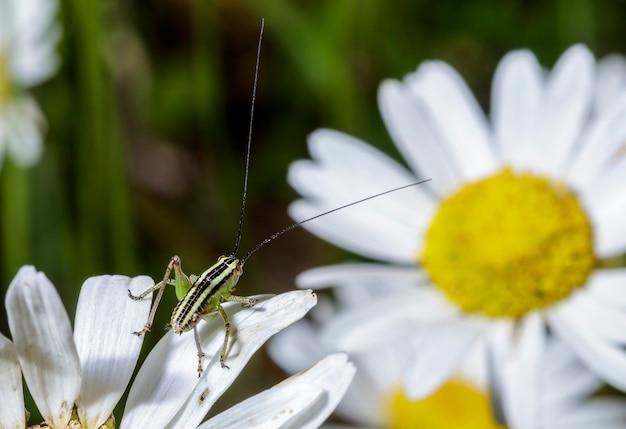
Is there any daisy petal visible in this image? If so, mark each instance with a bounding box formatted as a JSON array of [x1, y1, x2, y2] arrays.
[[529, 45, 594, 175], [560, 288, 626, 343], [0, 333, 25, 429], [74, 275, 154, 429], [296, 263, 425, 307], [585, 268, 626, 309], [495, 313, 546, 429], [5, 266, 81, 429], [406, 61, 498, 182], [542, 340, 602, 414], [121, 290, 316, 429], [404, 316, 485, 399], [288, 129, 435, 263], [206, 353, 355, 429], [4, 95, 45, 168], [378, 79, 461, 195], [566, 93, 626, 190], [548, 305, 626, 391], [594, 54, 626, 114], [289, 198, 423, 264], [548, 398, 626, 429], [491, 49, 542, 167], [201, 382, 323, 429], [320, 289, 458, 352]]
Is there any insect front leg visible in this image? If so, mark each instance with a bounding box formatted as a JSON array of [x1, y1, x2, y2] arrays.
[[129, 255, 181, 336]]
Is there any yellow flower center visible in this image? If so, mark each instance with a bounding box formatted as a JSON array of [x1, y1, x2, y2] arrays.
[[421, 168, 595, 318], [387, 379, 504, 429]]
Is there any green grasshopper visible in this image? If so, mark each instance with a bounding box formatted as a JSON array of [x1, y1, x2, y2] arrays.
[[129, 20, 429, 377]]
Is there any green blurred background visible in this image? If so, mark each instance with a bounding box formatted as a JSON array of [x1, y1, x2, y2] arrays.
[[2, 0, 626, 423]]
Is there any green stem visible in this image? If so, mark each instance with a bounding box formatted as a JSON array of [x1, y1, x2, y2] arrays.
[[1, 159, 30, 286]]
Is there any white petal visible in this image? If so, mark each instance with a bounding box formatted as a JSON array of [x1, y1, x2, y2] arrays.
[[5, 266, 81, 429], [201, 383, 323, 429], [378, 79, 461, 195], [548, 304, 626, 391], [586, 179, 626, 257], [320, 288, 458, 352], [494, 313, 546, 429], [4, 95, 45, 168], [208, 354, 355, 429], [267, 321, 325, 375], [296, 263, 425, 308], [0, 333, 25, 429], [560, 288, 626, 343], [283, 353, 356, 429], [566, 93, 626, 190], [288, 129, 436, 263], [406, 61, 498, 182], [547, 398, 626, 428], [542, 339, 602, 413], [585, 268, 626, 309], [121, 290, 317, 429], [74, 275, 154, 429], [593, 54, 626, 114], [289, 198, 425, 264], [10, 0, 61, 87], [527, 45, 594, 176], [404, 316, 486, 399], [491, 49, 543, 168]]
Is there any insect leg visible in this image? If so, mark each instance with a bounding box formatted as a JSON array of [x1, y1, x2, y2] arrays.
[[224, 293, 256, 308], [192, 313, 205, 378], [217, 304, 231, 369], [130, 255, 181, 336]]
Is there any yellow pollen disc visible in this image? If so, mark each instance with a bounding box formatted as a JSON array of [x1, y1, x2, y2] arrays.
[[387, 379, 504, 429], [421, 168, 595, 318]]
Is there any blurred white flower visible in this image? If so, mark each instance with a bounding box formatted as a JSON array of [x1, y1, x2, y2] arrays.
[[1, 266, 339, 429], [288, 44, 626, 398], [0, 0, 61, 169], [269, 288, 496, 429], [270, 286, 626, 429]]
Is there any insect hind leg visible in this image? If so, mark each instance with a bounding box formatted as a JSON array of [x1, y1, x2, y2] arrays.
[[192, 313, 206, 377], [130, 255, 181, 336]]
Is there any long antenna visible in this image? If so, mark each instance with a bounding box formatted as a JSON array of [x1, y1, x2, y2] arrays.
[[241, 178, 431, 264], [233, 18, 265, 256]]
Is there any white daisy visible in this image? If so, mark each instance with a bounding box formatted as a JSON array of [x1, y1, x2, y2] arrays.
[[270, 284, 626, 429], [0, 0, 60, 169], [288, 44, 626, 398], [2, 266, 336, 428], [3, 265, 153, 428], [269, 289, 495, 429]]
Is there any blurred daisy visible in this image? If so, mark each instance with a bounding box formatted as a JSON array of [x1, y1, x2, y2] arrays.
[[269, 286, 497, 429], [288, 44, 626, 398], [0, 0, 61, 169], [270, 283, 626, 429], [2, 266, 337, 428]]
